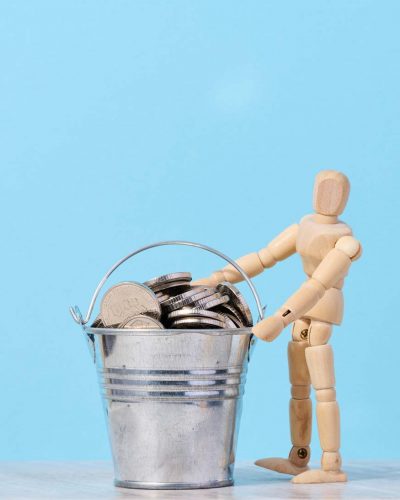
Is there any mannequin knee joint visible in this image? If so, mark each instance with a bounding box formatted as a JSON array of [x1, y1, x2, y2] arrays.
[[315, 388, 336, 402]]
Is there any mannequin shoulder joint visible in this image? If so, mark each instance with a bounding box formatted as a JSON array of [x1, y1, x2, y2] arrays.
[[335, 235, 362, 261]]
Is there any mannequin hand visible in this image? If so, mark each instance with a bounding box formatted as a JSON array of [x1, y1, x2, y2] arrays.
[[253, 314, 285, 342], [192, 277, 214, 286]]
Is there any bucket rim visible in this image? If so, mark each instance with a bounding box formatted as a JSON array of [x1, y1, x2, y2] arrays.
[[85, 326, 254, 337]]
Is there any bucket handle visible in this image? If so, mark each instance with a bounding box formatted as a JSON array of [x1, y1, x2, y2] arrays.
[[70, 240, 265, 327]]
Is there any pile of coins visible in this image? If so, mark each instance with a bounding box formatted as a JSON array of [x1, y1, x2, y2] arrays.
[[91, 272, 253, 330]]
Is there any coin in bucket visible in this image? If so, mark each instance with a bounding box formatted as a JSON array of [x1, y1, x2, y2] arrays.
[[94, 272, 252, 330]]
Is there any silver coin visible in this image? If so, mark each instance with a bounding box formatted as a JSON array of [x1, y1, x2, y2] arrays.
[[191, 288, 222, 302], [223, 311, 244, 328], [155, 292, 170, 303], [145, 272, 192, 289], [217, 282, 253, 326], [216, 303, 244, 327], [91, 315, 104, 328], [163, 287, 202, 304], [168, 308, 226, 323], [194, 294, 230, 310], [151, 281, 192, 293], [163, 288, 215, 312], [170, 317, 225, 329], [101, 281, 161, 326], [223, 316, 238, 329], [119, 315, 164, 329]]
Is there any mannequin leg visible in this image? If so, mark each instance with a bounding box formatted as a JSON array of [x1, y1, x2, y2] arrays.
[[293, 320, 347, 484], [256, 318, 312, 476]]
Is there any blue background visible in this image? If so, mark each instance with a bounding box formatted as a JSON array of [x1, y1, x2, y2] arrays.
[[1, 1, 399, 462]]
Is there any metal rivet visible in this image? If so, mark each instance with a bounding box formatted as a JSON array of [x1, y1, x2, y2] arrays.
[[300, 329, 308, 340], [298, 448, 308, 459]]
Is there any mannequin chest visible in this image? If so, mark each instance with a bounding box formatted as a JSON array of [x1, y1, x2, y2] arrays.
[[296, 215, 352, 275]]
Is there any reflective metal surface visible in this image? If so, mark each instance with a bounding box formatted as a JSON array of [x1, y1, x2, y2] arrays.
[[71, 241, 264, 489], [89, 327, 254, 489]]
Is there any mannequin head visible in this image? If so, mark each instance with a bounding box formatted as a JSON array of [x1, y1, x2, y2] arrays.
[[313, 170, 350, 216]]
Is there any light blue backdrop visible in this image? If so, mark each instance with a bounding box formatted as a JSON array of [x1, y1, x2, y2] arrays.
[[1, 1, 399, 462]]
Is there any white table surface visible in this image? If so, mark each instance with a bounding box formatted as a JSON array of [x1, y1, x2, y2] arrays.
[[1, 461, 399, 499]]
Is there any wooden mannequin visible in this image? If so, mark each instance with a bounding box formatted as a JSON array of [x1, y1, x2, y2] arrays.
[[195, 170, 361, 484]]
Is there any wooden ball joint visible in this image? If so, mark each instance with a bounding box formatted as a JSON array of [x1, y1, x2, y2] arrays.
[[195, 170, 361, 484]]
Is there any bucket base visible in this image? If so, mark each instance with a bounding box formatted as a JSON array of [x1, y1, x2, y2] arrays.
[[114, 479, 234, 490]]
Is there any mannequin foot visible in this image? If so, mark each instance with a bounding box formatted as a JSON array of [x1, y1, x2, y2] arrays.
[[255, 457, 309, 476], [292, 468, 347, 484]]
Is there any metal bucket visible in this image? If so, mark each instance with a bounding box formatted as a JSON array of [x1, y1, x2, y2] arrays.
[[70, 241, 264, 490]]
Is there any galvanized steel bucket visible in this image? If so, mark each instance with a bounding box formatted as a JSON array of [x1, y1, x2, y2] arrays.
[[70, 241, 264, 490]]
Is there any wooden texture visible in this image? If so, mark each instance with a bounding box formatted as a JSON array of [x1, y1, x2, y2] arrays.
[[288, 340, 311, 468], [291, 385, 310, 399], [322, 451, 342, 471], [255, 457, 309, 477], [292, 468, 347, 484], [193, 223, 299, 286], [317, 401, 341, 451], [316, 388, 336, 402], [223, 252, 264, 282], [0, 461, 399, 499], [290, 399, 312, 447], [291, 318, 310, 342], [288, 445, 311, 468], [255, 215, 361, 334], [303, 341, 343, 481], [308, 320, 332, 346], [255, 340, 313, 473], [305, 344, 335, 390], [304, 288, 344, 326], [335, 235, 362, 260], [313, 170, 350, 216], [312, 249, 352, 289], [253, 315, 285, 342], [288, 341, 310, 386], [258, 223, 299, 265], [195, 170, 362, 484], [295, 214, 352, 279], [278, 278, 325, 325]]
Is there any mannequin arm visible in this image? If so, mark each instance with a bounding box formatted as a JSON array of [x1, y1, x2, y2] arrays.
[[194, 224, 299, 286], [253, 235, 362, 341]]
